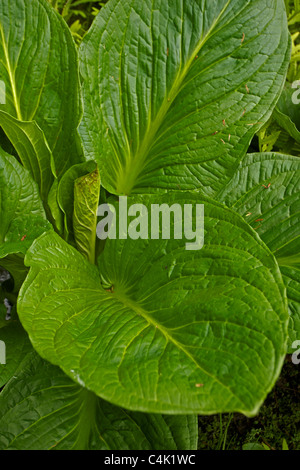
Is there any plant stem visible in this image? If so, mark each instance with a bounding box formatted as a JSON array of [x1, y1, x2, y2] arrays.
[[222, 413, 233, 450]]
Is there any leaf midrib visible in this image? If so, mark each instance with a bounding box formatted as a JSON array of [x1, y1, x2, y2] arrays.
[[116, 0, 232, 194], [0, 23, 22, 120], [113, 289, 245, 406]]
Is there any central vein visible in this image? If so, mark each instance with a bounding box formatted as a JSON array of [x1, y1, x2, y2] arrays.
[[115, 0, 231, 195], [0, 24, 22, 120]]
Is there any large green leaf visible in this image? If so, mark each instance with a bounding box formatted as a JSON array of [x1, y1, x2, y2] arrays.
[[79, 0, 290, 196], [0, 0, 82, 177], [0, 147, 52, 259], [0, 353, 197, 450], [217, 152, 300, 352], [18, 193, 288, 416]]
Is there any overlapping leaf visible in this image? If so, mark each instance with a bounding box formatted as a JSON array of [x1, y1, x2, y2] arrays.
[[18, 193, 288, 416], [0, 145, 50, 389], [0, 112, 55, 203], [0, 0, 82, 177], [79, 0, 290, 196], [0, 353, 197, 450], [0, 147, 52, 259], [217, 152, 300, 351]]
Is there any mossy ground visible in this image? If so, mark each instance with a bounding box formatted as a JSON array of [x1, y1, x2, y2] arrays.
[[198, 356, 300, 450]]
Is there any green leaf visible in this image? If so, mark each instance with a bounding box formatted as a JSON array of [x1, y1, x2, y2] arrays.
[[18, 193, 288, 416], [0, 111, 55, 203], [0, 147, 52, 259], [0, 319, 32, 388], [79, 0, 290, 196], [217, 152, 300, 352], [0, 0, 82, 177], [242, 442, 267, 450], [73, 169, 101, 263], [47, 179, 64, 235], [0, 353, 197, 450], [282, 438, 289, 450], [57, 161, 98, 242]]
